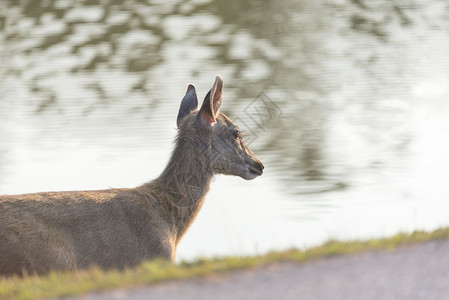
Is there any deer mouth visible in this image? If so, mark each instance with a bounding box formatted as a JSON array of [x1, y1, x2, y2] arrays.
[[247, 163, 264, 176]]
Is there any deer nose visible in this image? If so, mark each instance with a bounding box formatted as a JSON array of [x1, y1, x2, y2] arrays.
[[246, 157, 264, 176], [252, 161, 264, 175]]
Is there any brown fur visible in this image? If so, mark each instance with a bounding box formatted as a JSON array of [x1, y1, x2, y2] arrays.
[[0, 76, 263, 276]]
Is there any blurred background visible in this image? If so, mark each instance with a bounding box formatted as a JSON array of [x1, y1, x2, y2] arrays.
[[0, 0, 449, 262]]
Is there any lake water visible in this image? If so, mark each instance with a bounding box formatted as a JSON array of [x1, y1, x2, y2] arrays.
[[1, 0, 449, 261]]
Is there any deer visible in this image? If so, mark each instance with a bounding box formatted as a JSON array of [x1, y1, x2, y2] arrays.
[[0, 75, 264, 277]]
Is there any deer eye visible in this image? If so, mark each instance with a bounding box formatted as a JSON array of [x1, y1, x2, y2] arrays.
[[233, 129, 240, 139]]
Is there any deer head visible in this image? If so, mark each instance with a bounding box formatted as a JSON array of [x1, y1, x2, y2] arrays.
[[176, 75, 264, 180]]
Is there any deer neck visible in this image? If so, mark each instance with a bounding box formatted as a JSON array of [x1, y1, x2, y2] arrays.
[[154, 134, 214, 243]]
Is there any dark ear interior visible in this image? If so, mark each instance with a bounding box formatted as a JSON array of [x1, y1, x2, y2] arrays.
[[198, 90, 215, 125], [177, 84, 198, 128], [197, 75, 223, 127]]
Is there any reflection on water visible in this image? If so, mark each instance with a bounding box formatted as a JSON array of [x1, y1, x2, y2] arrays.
[[1, 0, 449, 260]]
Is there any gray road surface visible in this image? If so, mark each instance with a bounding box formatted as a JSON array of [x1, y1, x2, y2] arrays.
[[77, 239, 449, 300]]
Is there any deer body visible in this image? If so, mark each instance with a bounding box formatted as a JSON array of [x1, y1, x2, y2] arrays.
[[0, 76, 263, 276]]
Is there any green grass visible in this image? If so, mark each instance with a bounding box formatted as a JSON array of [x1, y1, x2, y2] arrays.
[[2, 227, 449, 300]]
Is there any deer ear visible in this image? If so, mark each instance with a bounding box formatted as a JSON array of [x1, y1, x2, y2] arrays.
[[177, 84, 198, 128], [198, 75, 223, 127]]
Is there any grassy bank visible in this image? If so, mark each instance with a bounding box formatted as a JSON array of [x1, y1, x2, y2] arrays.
[[2, 227, 449, 300]]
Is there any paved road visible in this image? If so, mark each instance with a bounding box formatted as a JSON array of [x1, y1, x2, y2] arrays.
[[79, 239, 449, 300]]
